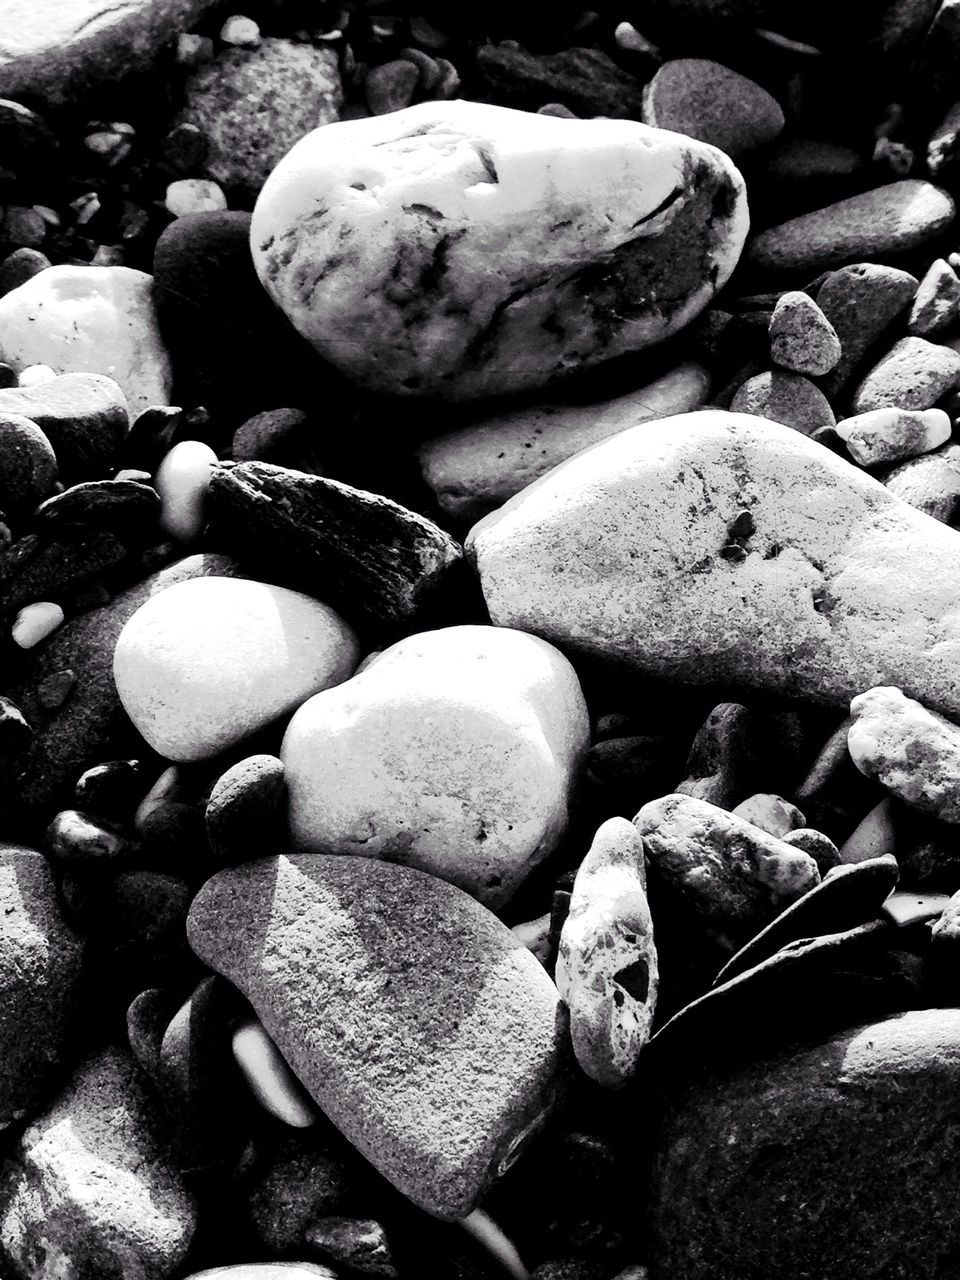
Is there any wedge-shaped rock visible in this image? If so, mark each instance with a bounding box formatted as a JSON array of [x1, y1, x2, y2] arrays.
[[251, 100, 747, 401], [281, 624, 589, 908], [187, 855, 565, 1220], [467, 409, 960, 720]]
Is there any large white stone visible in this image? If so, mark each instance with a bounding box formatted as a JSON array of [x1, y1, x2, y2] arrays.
[[0, 266, 172, 415], [251, 100, 747, 401], [280, 624, 590, 908], [114, 577, 359, 762], [466, 409, 960, 720]]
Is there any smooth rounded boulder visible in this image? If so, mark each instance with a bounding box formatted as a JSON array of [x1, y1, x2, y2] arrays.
[[114, 577, 359, 762], [251, 99, 748, 401], [648, 1008, 960, 1278], [466, 410, 960, 722], [280, 624, 589, 907], [187, 855, 565, 1220]]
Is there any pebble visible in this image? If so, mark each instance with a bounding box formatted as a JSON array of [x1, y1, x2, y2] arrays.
[[304, 1216, 396, 1278], [730, 369, 836, 433], [555, 818, 658, 1088], [768, 290, 841, 375], [880, 441, 960, 520], [475, 44, 649, 120], [635, 794, 820, 949], [205, 461, 465, 643], [839, 798, 898, 864], [251, 100, 747, 401], [34, 478, 161, 540], [852, 336, 960, 412], [648, 1009, 960, 1279], [815, 263, 919, 400], [247, 1131, 350, 1253], [848, 685, 960, 823], [177, 39, 343, 195], [186, 1268, 338, 1279], [232, 1019, 317, 1128], [0, 412, 57, 516], [0, 0, 221, 106], [230, 408, 316, 468], [0, 695, 31, 758], [114, 576, 359, 763], [45, 807, 127, 861], [730, 793, 806, 838], [880, 889, 951, 925], [932, 891, 960, 944], [0, 848, 83, 1127], [677, 702, 757, 809], [205, 754, 287, 862], [0, 248, 50, 298], [398, 47, 442, 94], [126, 986, 183, 1081], [781, 827, 842, 873], [466, 409, 960, 721], [512, 913, 552, 965], [836, 406, 952, 466], [16, 364, 56, 388], [747, 180, 955, 275], [364, 59, 420, 115], [0, 266, 172, 415], [12, 600, 63, 649], [165, 178, 228, 217], [642, 59, 785, 157], [282, 624, 588, 908], [416, 362, 710, 525], [155, 439, 218, 541], [75, 758, 143, 821], [0, 371, 129, 482], [0, 1047, 196, 1277], [220, 14, 261, 47], [188, 854, 565, 1219], [908, 257, 960, 336]]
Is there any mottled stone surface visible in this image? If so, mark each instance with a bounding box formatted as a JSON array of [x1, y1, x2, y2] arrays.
[[187, 855, 565, 1219], [251, 100, 747, 401]]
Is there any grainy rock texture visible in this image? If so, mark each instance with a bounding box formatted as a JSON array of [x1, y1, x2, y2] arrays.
[[648, 1009, 960, 1280], [466, 410, 960, 721], [251, 100, 748, 401], [0, 1047, 196, 1280], [815, 263, 919, 400], [852, 336, 960, 412], [281, 624, 589, 908], [642, 59, 784, 157], [0, 373, 129, 482], [187, 855, 565, 1220]]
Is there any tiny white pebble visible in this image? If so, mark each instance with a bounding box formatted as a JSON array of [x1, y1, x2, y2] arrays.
[[12, 601, 64, 649], [91, 245, 125, 267], [113, 468, 152, 483], [614, 20, 658, 54], [177, 32, 215, 64], [155, 439, 218, 541], [460, 1210, 529, 1280], [165, 179, 227, 219], [220, 14, 261, 46], [18, 364, 56, 387], [232, 1020, 316, 1128]]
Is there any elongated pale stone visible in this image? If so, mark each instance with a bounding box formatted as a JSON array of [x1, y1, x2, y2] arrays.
[[466, 409, 960, 721], [416, 361, 709, 524], [251, 100, 747, 401]]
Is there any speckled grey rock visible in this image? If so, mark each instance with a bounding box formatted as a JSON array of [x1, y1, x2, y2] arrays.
[[730, 369, 835, 434], [467, 409, 960, 720], [187, 855, 565, 1219], [648, 1009, 960, 1280], [0, 414, 56, 516], [815, 263, 919, 400], [177, 39, 343, 195], [880, 441, 960, 521], [251, 100, 748, 401], [908, 258, 960, 336], [0, 848, 83, 1128], [642, 59, 784, 158], [0, 1047, 196, 1280], [205, 755, 287, 863], [635, 794, 819, 950], [836, 407, 951, 466], [247, 1132, 351, 1253], [768, 290, 841, 375], [0, 372, 129, 482], [747, 181, 955, 276], [852, 336, 960, 413]]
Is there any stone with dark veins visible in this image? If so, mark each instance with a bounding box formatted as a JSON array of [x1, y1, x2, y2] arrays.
[[251, 100, 748, 402]]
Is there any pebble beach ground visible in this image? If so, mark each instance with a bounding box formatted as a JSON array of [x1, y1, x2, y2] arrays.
[[3, 2, 960, 1278]]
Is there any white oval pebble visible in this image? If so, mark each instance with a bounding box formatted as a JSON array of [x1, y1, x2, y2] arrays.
[[219, 14, 261, 46], [185, 1268, 338, 1279], [231, 1020, 316, 1128], [155, 440, 218, 541], [12, 601, 64, 649], [165, 179, 228, 219], [17, 364, 56, 387], [511, 913, 551, 965], [459, 1210, 529, 1280]]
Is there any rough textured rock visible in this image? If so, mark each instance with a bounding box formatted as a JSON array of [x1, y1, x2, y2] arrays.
[[0, 1047, 196, 1280], [251, 100, 748, 401], [114, 577, 359, 763], [0, 414, 56, 515], [0, 848, 83, 1128], [205, 754, 287, 863], [281, 624, 589, 908], [730, 369, 835, 433], [907, 257, 960, 336], [177, 40, 343, 196], [187, 855, 566, 1220], [880, 441, 960, 521], [0, 372, 128, 482], [747, 181, 955, 276], [206, 461, 464, 643], [416, 362, 709, 525], [0, 0, 222, 107], [474, 44, 649, 119], [836, 407, 951, 466], [642, 59, 784, 158], [0, 267, 171, 415], [848, 685, 960, 823], [768, 290, 841, 375], [466, 409, 960, 721], [555, 818, 657, 1087], [852, 336, 960, 413], [635, 794, 819, 949], [247, 1131, 351, 1253], [815, 263, 919, 400], [648, 1009, 960, 1280]]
